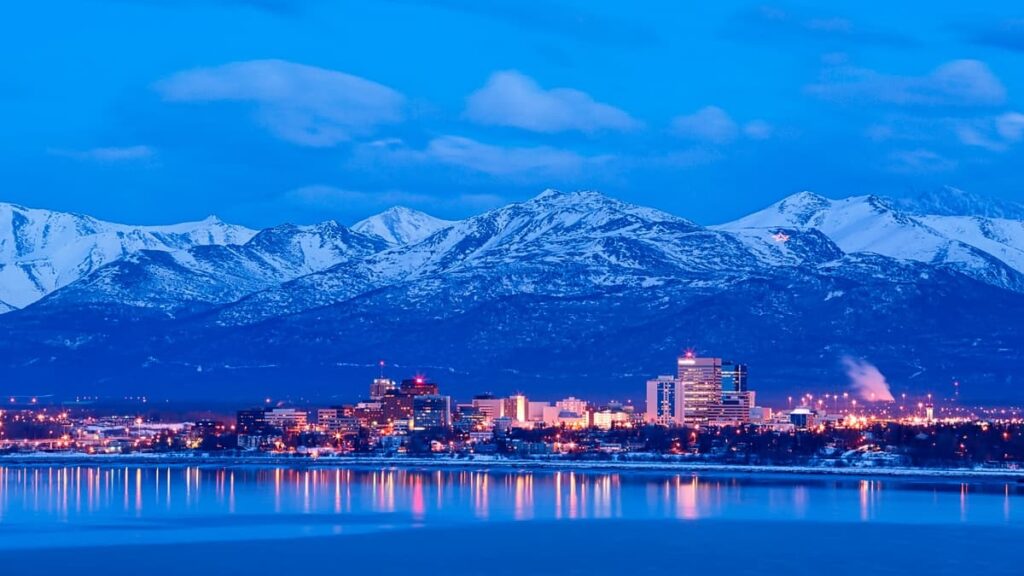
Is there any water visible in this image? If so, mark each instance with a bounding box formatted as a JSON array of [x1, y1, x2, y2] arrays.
[[1, 464, 1022, 574]]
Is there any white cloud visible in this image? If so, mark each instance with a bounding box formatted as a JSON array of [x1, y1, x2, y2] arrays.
[[888, 149, 957, 173], [284, 184, 505, 212], [743, 120, 774, 140], [155, 59, 405, 147], [953, 120, 1007, 151], [807, 59, 1006, 107], [49, 145, 155, 162], [996, 112, 1024, 142], [286, 185, 431, 208], [670, 106, 739, 144], [425, 135, 604, 177], [465, 70, 639, 134]]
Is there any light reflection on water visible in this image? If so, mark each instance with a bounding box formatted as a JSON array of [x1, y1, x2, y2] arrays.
[[0, 465, 1020, 549]]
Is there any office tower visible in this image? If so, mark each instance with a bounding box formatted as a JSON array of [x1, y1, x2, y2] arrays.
[[412, 395, 452, 430], [504, 394, 528, 423], [721, 361, 748, 392], [236, 409, 269, 435], [678, 352, 722, 426], [317, 408, 340, 431], [472, 395, 505, 421], [400, 377, 439, 396], [646, 375, 684, 426], [263, 408, 309, 434], [717, 391, 756, 425], [370, 378, 396, 400], [555, 397, 588, 417], [381, 390, 414, 422]]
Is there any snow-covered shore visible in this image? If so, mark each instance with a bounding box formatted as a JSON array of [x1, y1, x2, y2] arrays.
[[2, 452, 1022, 482]]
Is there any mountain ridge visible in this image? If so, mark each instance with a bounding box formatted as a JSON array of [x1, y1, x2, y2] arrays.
[[1, 189, 1023, 402]]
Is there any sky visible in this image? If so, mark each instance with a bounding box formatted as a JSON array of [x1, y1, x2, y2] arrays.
[[3, 0, 1024, 227]]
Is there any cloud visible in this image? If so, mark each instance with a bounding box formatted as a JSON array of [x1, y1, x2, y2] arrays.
[[49, 145, 156, 162], [887, 149, 957, 174], [807, 59, 1006, 107], [465, 71, 639, 134], [996, 112, 1024, 142], [670, 106, 774, 145], [285, 185, 432, 208], [285, 184, 504, 213], [732, 5, 912, 46], [352, 135, 610, 179], [154, 59, 405, 147], [865, 111, 1024, 153], [951, 112, 1024, 151], [742, 120, 775, 140], [425, 135, 605, 177], [961, 19, 1024, 52], [670, 106, 738, 144]]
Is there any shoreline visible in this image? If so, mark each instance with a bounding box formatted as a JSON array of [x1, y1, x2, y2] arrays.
[[2, 453, 1023, 482]]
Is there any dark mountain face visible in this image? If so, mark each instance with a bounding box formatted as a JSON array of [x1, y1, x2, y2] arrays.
[[0, 190, 1022, 404]]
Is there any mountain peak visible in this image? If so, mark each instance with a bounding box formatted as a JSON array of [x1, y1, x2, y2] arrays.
[[891, 186, 1024, 220], [352, 206, 454, 246], [776, 191, 832, 218]]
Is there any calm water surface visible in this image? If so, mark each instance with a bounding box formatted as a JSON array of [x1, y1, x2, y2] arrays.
[[0, 465, 1021, 551]]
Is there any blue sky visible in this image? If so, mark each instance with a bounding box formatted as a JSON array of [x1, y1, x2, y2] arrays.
[[3, 0, 1024, 227]]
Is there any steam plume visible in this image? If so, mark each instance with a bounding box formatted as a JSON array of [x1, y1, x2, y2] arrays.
[[841, 356, 895, 402]]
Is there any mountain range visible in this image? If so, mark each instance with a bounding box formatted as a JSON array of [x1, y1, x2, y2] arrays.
[[0, 188, 1022, 403]]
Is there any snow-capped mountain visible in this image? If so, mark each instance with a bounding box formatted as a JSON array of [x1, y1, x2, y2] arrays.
[[0, 202, 255, 309], [893, 186, 1024, 220], [1, 189, 1023, 402], [216, 190, 846, 324], [352, 206, 454, 246], [718, 192, 1024, 292], [39, 220, 388, 313]]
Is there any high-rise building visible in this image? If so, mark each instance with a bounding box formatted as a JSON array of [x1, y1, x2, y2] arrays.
[[317, 408, 340, 431], [263, 408, 308, 434], [352, 401, 383, 427], [400, 377, 439, 396], [721, 362, 748, 392], [236, 409, 269, 435], [555, 397, 588, 417], [381, 390, 414, 423], [472, 395, 505, 421], [504, 394, 528, 423], [370, 378, 396, 400], [412, 395, 452, 430], [646, 376, 684, 426], [677, 352, 722, 426], [715, 391, 755, 425]]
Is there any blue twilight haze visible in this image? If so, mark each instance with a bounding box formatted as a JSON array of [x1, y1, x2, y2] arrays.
[[3, 1, 1024, 227]]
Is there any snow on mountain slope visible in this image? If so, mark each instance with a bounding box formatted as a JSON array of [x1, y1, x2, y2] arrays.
[[916, 215, 1024, 274], [0, 202, 255, 309], [352, 206, 454, 246], [718, 192, 1024, 292], [40, 220, 388, 312], [216, 190, 847, 324], [892, 186, 1024, 220]]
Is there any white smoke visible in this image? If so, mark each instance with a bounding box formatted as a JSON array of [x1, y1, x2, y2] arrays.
[[841, 356, 895, 402]]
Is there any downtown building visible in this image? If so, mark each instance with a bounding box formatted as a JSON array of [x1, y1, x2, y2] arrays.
[[677, 352, 723, 426], [411, 395, 452, 430], [646, 375, 685, 426], [646, 354, 756, 427]]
